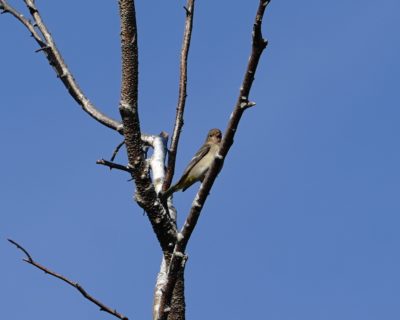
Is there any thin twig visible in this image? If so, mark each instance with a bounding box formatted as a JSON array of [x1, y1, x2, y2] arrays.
[[8, 239, 129, 320], [110, 140, 126, 162], [163, 0, 196, 191], [0, 0, 123, 133], [8, 239, 33, 262], [0, 0, 46, 46], [156, 1, 270, 319], [96, 159, 133, 173]]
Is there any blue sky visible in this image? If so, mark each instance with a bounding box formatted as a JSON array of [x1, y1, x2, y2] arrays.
[[1, 1, 400, 319]]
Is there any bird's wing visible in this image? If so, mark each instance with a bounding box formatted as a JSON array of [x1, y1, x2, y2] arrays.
[[177, 143, 211, 183]]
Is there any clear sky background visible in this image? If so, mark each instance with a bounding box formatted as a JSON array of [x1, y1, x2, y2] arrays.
[[1, 1, 399, 319]]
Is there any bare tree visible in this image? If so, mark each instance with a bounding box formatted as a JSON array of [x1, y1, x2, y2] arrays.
[[0, 0, 270, 319]]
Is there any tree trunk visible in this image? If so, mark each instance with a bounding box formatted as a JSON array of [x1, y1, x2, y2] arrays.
[[168, 269, 185, 320], [154, 254, 186, 320]]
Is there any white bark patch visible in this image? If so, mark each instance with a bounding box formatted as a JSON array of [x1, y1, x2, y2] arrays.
[[240, 102, 248, 109], [177, 233, 184, 242], [142, 134, 167, 194], [174, 251, 185, 258], [192, 199, 202, 208], [119, 102, 131, 111], [153, 257, 168, 320]]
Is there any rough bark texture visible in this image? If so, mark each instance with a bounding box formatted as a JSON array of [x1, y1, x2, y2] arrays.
[[118, 0, 177, 253], [159, 252, 186, 320], [168, 269, 186, 320]]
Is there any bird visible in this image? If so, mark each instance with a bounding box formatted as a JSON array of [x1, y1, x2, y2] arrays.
[[163, 128, 222, 199]]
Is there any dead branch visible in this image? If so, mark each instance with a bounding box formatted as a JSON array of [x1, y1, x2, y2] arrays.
[[110, 140, 126, 162], [163, 0, 196, 191], [182, 0, 270, 247], [96, 159, 133, 173], [8, 239, 129, 320], [156, 1, 270, 318], [117, 0, 177, 253], [0, 0, 123, 133]]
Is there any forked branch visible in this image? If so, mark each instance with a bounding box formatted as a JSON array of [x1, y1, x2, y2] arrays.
[[8, 239, 129, 320], [156, 1, 271, 318], [188, 0, 269, 231], [183, 0, 270, 264], [0, 0, 123, 132]]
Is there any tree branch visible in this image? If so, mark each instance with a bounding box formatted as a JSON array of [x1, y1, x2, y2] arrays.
[[0, 0, 123, 133], [8, 239, 129, 320], [156, 1, 270, 318], [96, 159, 133, 173], [180, 0, 269, 243], [0, 1, 45, 46], [110, 140, 126, 162], [163, 0, 196, 191], [118, 0, 177, 253]]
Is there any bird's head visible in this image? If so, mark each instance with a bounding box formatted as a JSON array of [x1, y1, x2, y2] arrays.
[[206, 128, 222, 144]]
